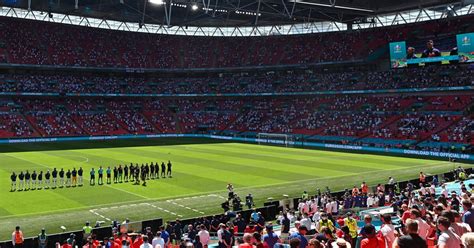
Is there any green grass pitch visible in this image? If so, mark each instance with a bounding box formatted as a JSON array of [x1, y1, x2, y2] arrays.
[[0, 139, 470, 241]]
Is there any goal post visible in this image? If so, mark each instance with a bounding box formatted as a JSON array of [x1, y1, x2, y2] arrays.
[[256, 133, 295, 147]]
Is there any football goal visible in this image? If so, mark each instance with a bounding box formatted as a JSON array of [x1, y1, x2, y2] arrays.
[[257, 133, 295, 147]]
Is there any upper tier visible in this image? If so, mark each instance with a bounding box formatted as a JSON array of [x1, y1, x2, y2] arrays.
[[0, 15, 473, 69]]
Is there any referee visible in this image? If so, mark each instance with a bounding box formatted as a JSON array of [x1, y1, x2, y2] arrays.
[[10, 172, 17, 192]]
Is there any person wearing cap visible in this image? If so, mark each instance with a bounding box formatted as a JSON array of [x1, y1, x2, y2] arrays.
[[263, 225, 279, 248], [38, 228, 48, 248], [289, 226, 308, 248], [12, 226, 24, 248], [343, 212, 357, 244], [331, 238, 352, 248]]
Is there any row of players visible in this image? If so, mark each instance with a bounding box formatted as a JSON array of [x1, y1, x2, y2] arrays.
[[9, 161, 173, 191]]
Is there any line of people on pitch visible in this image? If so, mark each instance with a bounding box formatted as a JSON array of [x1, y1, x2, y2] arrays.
[[10, 168, 85, 192], [88, 161, 173, 186]]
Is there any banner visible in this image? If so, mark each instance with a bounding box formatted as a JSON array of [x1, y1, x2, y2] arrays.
[[457, 32, 474, 63], [389, 41, 407, 68], [1, 134, 472, 161]]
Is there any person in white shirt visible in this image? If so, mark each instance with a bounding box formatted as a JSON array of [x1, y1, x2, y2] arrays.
[[440, 184, 448, 198], [197, 224, 210, 247], [367, 194, 376, 207], [152, 232, 165, 248], [437, 216, 462, 248], [379, 214, 395, 248], [410, 209, 430, 239], [310, 200, 318, 215], [140, 236, 154, 248], [300, 214, 312, 233]]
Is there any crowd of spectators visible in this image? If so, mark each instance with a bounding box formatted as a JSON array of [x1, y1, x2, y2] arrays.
[[9, 168, 474, 248], [0, 94, 471, 153], [0, 65, 472, 95], [1, 14, 473, 69]]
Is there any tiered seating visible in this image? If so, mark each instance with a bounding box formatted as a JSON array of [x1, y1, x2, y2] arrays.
[[1, 14, 473, 69], [0, 113, 37, 138]]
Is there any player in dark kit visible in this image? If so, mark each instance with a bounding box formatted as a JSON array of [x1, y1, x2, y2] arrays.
[[141, 168, 147, 186], [124, 165, 129, 182], [25, 170, 31, 190], [78, 167, 83, 186], [167, 161, 172, 178], [150, 163, 155, 179], [59, 169, 65, 188], [52, 168, 58, 188], [145, 163, 150, 180], [45, 170, 51, 188], [37, 171, 43, 190], [10, 172, 17, 192], [31, 170, 37, 190], [113, 166, 118, 183], [129, 165, 135, 182], [66, 169, 71, 187], [118, 165, 123, 183], [154, 163, 159, 179], [161, 162, 166, 178], [421, 40, 441, 58], [134, 167, 140, 185], [18, 171, 24, 191]]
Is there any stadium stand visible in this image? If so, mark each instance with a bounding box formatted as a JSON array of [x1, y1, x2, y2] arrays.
[[1, 7, 474, 248]]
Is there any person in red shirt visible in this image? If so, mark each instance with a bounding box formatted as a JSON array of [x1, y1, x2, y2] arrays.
[[61, 240, 72, 248], [419, 172, 426, 184], [400, 204, 411, 224], [351, 186, 360, 197], [133, 235, 144, 248], [360, 225, 386, 248], [361, 182, 368, 195]]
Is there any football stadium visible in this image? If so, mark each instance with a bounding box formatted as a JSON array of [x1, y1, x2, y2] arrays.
[[0, 0, 473, 247]]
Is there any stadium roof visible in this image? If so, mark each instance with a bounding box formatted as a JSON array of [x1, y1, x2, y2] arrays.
[[1, 0, 471, 27]]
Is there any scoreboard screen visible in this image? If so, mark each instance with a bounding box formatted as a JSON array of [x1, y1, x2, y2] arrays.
[[389, 32, 474, 68]]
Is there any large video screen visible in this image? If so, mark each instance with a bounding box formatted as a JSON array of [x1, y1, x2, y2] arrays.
[[390, 32, 474, 68]]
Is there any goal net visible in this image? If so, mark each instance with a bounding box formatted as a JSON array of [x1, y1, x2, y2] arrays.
[[257, 133, 295, 147]]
